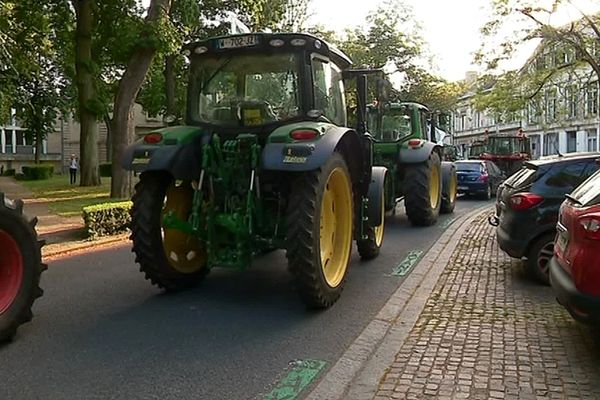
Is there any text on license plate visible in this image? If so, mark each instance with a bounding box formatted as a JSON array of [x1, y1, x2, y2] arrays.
[[458, 186, 468, 191], [217, 35, 257, 49]]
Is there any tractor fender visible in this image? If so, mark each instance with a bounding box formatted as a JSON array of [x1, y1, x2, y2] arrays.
[[366, 166, 387, 227], [262, 127, 363, 174], [399, 142, 441, 164], [121, 135, 208, 180]]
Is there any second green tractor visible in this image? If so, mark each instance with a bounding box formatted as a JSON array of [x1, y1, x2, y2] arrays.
[[368, 102, 458, 226]]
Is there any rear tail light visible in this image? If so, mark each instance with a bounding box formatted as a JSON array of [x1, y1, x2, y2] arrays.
[[290, 129, 318, 141], [579, 216, 600, 240], [509, 193, 544, 210], [144, 132, 163, 144], [407, 139, 423, 148], [479, 173, 489, 183]]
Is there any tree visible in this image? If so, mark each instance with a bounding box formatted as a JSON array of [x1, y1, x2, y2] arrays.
[[110, 0, 174, 199], [399, 67, 464, 112], [476, 1, 600, 124]]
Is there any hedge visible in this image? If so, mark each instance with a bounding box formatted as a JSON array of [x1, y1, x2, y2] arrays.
[[99, 163, 112, 177], [82, 201, 132, 238], [2, 168, 15, 176], [21, 165, 54, 180]]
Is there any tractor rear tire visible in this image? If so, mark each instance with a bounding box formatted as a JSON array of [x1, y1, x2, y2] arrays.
[[0, 193, 45, 343], [404, 152, 442, 226], [131, 172, 208, 292], [286, 153, 354, 309], [440, 162, 457, 214]]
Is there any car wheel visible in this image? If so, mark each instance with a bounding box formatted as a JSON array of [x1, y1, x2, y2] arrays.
[[526, 233, 554, 285]]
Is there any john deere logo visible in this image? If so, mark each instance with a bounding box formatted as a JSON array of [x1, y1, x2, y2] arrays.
[[287, 148, 292, 156], [144, 151, 150, 157]]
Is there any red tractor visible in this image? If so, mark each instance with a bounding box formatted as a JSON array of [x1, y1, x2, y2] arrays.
[[478, 133, 531, 176], [0, 193, 45, 343]]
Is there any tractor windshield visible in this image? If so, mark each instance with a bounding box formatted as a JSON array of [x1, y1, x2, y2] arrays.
[[368, 107, 412, 141], [488, 137, 528, 155], [188, 52, 301, 127]]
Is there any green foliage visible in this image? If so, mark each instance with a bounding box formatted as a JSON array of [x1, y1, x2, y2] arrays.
[[99, 163, 112, 177], [2, 168, 15, 177], [21, 165, 54, 180], [82, 201, 132, 238], [399, 67, 464, 112]]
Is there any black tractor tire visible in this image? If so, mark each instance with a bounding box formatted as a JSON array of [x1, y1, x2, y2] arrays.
[[357, 190, 385, 260], [130, 172, 208, 292], [0, 193, 45, 343], [286, 153, 354, 309], [440, 162, 457, 214], [526, 233, 554, 285], [404, 152, 443, 226]]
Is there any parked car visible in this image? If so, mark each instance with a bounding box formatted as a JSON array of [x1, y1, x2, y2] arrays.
[[550, 169, 600, 324], [490, 152, 600, 284], [455, 160, 504, 199]]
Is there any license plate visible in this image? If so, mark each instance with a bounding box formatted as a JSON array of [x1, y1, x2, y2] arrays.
[[216, 35, 257, 49], [458, 186, 468, 191], [556, 233, 568, 252]]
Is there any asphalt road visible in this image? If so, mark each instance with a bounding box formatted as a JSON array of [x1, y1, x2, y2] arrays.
[[0, 197, 491, 400]]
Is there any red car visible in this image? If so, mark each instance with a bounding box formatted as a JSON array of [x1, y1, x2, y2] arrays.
[[550, 168, 600, 324]]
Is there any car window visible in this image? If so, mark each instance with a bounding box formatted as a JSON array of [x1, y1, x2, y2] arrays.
[[570, 169, 600, 206], [581, 160, 600, 180], [455, 162, 482, 172], [532, 161, 590, 196]]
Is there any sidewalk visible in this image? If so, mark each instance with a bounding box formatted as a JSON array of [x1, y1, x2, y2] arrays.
[[0, 176, 127, 257], [309, 208, 600, 400]]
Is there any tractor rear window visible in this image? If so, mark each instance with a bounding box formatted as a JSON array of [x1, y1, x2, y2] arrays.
[[189, 52, 301, 127]]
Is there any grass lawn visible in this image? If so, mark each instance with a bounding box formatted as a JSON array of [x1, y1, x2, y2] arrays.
[[20, 175, 121, 217]]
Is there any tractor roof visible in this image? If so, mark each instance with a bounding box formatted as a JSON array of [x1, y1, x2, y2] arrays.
[[186, 32, 352, 69], [382, 102, 430, 112]]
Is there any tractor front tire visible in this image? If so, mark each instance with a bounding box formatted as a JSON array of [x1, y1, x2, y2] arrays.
[[0, 193, 45, 343], [404, 152, 443, 226], [286, 153, 354, 309], [131, 172, 208, 292], [357, 192, 385, 260], [440, 162, 457, 214]]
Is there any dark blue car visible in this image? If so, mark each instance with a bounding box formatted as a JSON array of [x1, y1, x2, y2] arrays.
[[455, 160, 504, 199]]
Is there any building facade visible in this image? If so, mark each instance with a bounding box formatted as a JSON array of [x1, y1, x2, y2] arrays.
[[0, 104, 164, 174], [453, 37, 600, 159]]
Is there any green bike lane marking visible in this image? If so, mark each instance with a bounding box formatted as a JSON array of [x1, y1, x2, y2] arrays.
[[263, 359, 327, 400], [392, 250, 423, 276]]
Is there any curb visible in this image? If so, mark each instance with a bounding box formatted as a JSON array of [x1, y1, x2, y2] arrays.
[[305, 205, 494, 400], [42, 233, 130, 261]]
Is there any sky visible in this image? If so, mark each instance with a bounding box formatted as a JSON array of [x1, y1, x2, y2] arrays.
[[307, 0, 600, 82]]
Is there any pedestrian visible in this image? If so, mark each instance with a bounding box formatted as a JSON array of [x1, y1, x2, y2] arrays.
[[69, 154, 78, 184]]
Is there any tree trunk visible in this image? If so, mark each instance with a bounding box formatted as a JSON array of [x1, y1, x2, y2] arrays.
[[34, 131, 41, 164], [110, 0, 172, 199], [104, 114, 112, 162], [164, 55, 177, 117], [74, 0, 100, 186]]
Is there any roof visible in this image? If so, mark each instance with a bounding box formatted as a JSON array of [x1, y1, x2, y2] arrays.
[[187, 32, 352, 69], [455, 160, 485, 164], [527, 152, 600, 167]]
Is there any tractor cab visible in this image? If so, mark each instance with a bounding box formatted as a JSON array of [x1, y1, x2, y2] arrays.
[[185, 33, 352, 137], [367, 102, 431, 143]]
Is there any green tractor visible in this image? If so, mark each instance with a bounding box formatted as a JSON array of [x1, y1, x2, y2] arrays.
[[0, 193, 45, 343], [468, 140, 487, 159], [368, 102, 458, 226], [121, 33, 387, 308]]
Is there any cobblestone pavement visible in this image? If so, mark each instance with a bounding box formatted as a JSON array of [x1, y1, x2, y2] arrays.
[[374, 212, 600, 400]]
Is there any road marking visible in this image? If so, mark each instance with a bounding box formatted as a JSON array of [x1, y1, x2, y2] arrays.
[[392, 250, 423, 276], [263, 359, 327, 400], [441, 217, 457, 229]]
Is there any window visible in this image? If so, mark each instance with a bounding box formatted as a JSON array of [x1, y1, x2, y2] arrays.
[[587, 129, 598, 152], [567, 131, 577, 153], [565, 85, 579, 119], [541, 162, 588, 192], [527, 100, 540, 124], [570, 170, 600, 206], [545, 88, 557, 123], [585, 82, 598, 117], [543, 132, 559, 156], [312, 58, 346, 126]]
